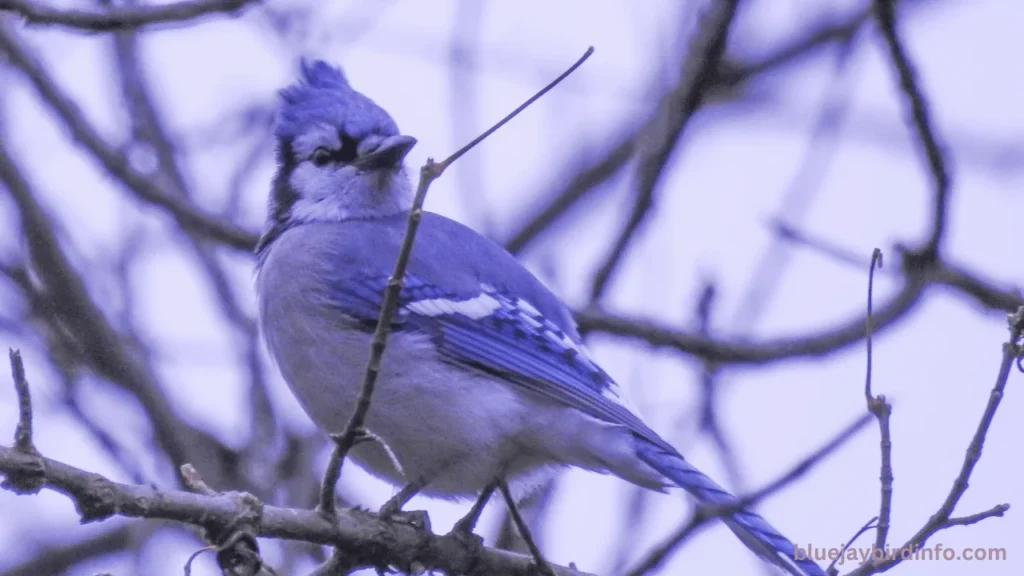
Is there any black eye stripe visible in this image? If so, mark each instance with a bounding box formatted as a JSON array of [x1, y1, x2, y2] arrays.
[[310, 133, 359, 166], [270, 138, 299, 221], [338, 133, 358, 163]]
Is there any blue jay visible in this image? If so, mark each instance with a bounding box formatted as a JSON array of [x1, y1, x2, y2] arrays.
[[256, 60, 824, 576]]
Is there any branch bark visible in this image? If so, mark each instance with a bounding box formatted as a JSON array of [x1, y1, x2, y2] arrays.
[[0, 0, 259, 32], [0, 446, 592, 576]]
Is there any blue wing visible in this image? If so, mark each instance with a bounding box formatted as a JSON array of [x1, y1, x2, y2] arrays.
[[329, 273, 671, 451]]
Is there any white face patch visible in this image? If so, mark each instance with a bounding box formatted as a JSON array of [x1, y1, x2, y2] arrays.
[[405, 292, 503, 320], [288, 163, 356, 221], [284, 161, 413, 224]]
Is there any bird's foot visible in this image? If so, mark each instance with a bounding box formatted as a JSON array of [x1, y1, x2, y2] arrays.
[[450, 514, 486, 547], [378, 500, 432, 532]]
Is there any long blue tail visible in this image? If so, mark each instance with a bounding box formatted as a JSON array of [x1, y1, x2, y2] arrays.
[[634, 436, 824, 576]]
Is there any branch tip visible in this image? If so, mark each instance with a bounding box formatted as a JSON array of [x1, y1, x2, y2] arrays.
[[9, 348, 38, 456], [440, 45, 594, 169]]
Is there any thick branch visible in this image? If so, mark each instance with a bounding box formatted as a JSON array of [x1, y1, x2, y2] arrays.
[[0, 447, 590, 576], [0, 140, 242, 490], [575, 274, 925, 365], [0, 25, 259, 252], [1, 525, 136, 576], [0, 0, 258, 32]]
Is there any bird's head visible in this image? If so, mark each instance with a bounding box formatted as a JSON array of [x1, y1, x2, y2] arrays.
[[265, 60, 417, 238]]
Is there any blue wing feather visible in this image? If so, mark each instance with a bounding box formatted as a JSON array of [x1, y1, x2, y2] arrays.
[[324, 266, 822, 576], [327, 273, 672, 451]]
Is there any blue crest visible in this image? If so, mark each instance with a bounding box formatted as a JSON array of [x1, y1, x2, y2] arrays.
[[275, 59, 399, 141]]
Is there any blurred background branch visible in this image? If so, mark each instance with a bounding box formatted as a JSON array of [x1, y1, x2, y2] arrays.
[[0, 0, 1020, 575]]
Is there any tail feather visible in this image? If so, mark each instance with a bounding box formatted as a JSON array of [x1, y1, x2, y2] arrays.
[[634, 436, 823, 576]]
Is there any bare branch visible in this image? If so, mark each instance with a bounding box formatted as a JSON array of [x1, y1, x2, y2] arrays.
[[826, 517, 879, 574], [108, 26, 281, 497], [499, 480, 555, 576], [872, 0, 952, 260], [863, 249, 894, 552], [504, 130, 633, 255], [0, 138, 243, 490], [0, 25, 259, 252], [590, 0, 740, 300], [0, 0, 259, 33], [502, 2, 926, 257], [8, 349, 36, 455], [575, 273, 925, 365], [0, 446, 592, 576], [944, 504, 1011, 528], [732, 39, 860, 330], [844, 306, 1022, 575], [1, 524, 137, 576], [773, 221, 1022, 315]]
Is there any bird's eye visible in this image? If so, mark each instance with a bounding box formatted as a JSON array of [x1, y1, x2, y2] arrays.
[[338, 134, 358, 163], [311, 147, 333, 167]]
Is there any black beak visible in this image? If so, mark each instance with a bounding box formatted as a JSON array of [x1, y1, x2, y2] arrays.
[[354, 134, 417, 171]]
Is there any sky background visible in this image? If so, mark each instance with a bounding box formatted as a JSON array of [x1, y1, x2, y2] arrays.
[[1, 0, 1022, 575]]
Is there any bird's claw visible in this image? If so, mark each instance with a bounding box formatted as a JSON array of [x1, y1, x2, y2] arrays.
[[449, 519, 485, 548], [379, 506, 432, 532]]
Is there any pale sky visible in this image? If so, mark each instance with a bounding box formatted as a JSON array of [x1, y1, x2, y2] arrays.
[[1, 1, 1022, 575]]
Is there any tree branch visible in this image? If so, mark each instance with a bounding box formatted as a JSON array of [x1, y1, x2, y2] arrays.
[[589, 0, 740, 300], [872, 0, 951, 260], [0, 0, 259, 32], [0, 138, 243, 491], [844, 306, 1022, 575], [0, 524, 137, 576], [0, 24, 259, 252], [0, 445, 591, 576]]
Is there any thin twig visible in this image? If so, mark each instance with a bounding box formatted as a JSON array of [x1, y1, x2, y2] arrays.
[[504, 133, 634, 255], [316, 46, 596, 519], [0, 525, 137, 576], [590, 0, 740, 300], [693, 283, 743, 490], [845, 305, 1022, 575], [944, 503, 1010, 528], [183, 544, 217, 576], [732, 34, 860, 332], [863, 248, 894, 551], [499, 480, 555, 576], [825, 516, 878, 573], [772, 220, 891, 276], [872, 0, 951, 260], [441, 47, 594, 171], [773, 222, 1021, 314], [0, 27, 259, 252], [626, 412, 873, 576], [504, 3, 895, 257], [181, 463, 217, 496], [9, 349, 37, 455], [0, 0, 257, 33], [0, 137, 244, 491]]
